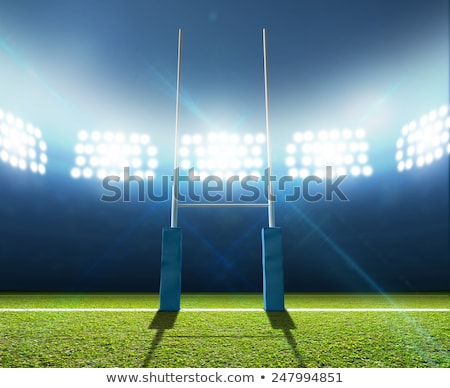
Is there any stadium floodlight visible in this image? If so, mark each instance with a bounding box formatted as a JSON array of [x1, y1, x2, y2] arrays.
[[285, 128, 373, 178], [178, 131, 266, 179], [0, 109, 47, 174], [70, 130, 158, 180], [396, 105, 449, 172]]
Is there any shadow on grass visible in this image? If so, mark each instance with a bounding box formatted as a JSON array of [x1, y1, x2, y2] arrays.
[[142, 311, 178, 367], [266, 311, 305, 367]]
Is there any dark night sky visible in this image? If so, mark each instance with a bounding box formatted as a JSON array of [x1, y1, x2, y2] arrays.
[[0, 0, 448, 292]]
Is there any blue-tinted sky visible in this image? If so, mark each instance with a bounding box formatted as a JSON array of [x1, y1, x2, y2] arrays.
[[0, 0, 448, 292]]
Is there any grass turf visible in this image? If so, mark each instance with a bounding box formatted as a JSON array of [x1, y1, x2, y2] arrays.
[[0, 292, 448, 368]]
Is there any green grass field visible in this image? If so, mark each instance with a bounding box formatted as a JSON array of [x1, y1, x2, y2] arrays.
[[0, 292, 448, 368]]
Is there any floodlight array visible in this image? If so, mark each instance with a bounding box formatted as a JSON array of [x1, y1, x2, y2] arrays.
[[178, 132, 266, 179], [285, 128, 373, 179], [396, 105, 450, 172], [70, 130, 158, 179], [0, 109, 47, 174]]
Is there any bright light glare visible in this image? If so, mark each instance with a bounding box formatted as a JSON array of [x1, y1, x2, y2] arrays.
[[71, 167, 81, 178], [293, 132, 303, 142], [416, 156, 425, 168], [342, 129, 352, 139], [192, 134, 202, 144], [304, 131, 313, 141], [405, 159, 413, 170], [180, 160, 191, 169], [0, 109, 48, 174], [92, 131, 101, 141], [358, 154, 368, 164], [355, 128, 365, 139], [299, 168, 309, 178], [286, 144, 297, 154], [318, 131, 328, 141], [178, 132, 266, 179], [131, 158, 141, 168], [302, 156, 312, 166], [285, 156, 295, 167], [350, 166, 361, 176], [362, 166, 373, 176], [75, 156, 86, 166], [289, 168, 298, 178], [78, 130, 88, 141], [243, 134, 253, 144], [255, 133, 265, 143], [140, 135, 150, 145], [82, 167, 93, 178], [251, 145, 262, 156], [286, 128, 373, 179], [396, 104, 449, 172], [182, 135, 191, 145], [147, 146, 158, 156], [72, 130, 158, 179]]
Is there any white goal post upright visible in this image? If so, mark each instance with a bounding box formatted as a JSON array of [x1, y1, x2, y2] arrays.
[[170, 28, 183, 228], [263, 28, 276, 228]]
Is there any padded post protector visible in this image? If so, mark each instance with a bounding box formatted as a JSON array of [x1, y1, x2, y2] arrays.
[[262, 227, 285, 311], [159, 227, 182, 311]]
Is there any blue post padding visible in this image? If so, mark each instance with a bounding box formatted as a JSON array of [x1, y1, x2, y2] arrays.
[[159, 227, 182, 311], [262, 227, 285, 311]]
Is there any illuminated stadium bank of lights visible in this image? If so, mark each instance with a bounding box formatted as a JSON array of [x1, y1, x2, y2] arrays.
[[285, 128, 373, 179], [396, 105, 450, 172], [178, 132, 266, 180], [70, 130, 158, 180], [0, 109, 47, 174]]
